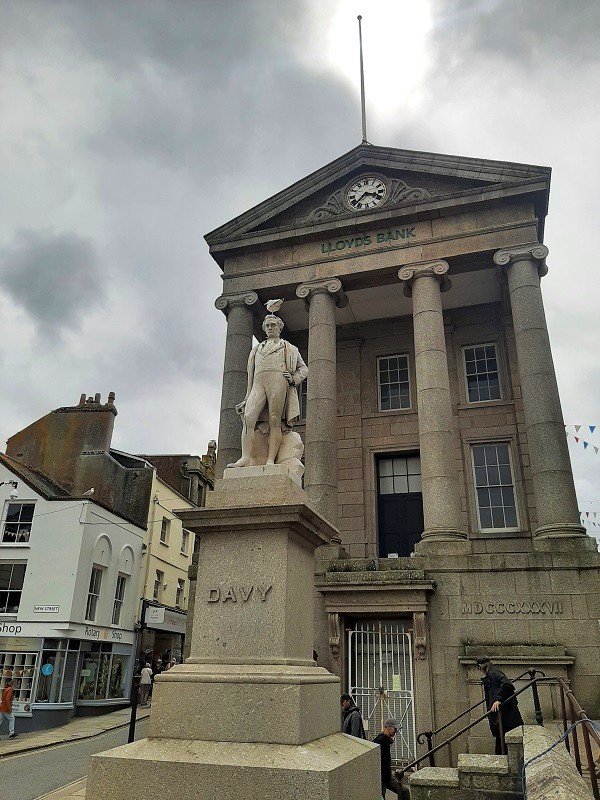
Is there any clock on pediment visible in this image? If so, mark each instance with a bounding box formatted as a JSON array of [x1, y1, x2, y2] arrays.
[[344, 175, 388, 212]]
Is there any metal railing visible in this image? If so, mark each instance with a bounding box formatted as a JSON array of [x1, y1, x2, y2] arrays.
[[396, 672, 551, 782], [558, 677, 600, 799], [413, 669, 545, 768]]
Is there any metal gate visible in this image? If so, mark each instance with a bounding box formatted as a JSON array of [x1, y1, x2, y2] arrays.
[[347, 619, 416, 765]]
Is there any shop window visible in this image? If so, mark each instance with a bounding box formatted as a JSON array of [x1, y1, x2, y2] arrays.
[[180, 529, 190, 555], [78, 643, 128, 701], [0, 562, 26, 613], [463, 344, 501, 403], [175, 578, 184, 608], [153, 570, 164, 602], [28, 639, 80, 705], [2, 502, 35, 544], [85, 566, 103, 622], [160, 517, 170, 544], [112, 574, 127, 626], [472, 443, 518, 530], [378, 355, 410, 411], [0, 651, 38, 706]]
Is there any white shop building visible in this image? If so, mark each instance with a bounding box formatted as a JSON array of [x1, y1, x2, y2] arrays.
[[0, 456, 145, 732]]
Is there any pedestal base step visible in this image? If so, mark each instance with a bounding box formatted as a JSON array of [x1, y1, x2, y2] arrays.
[[87, 733, 381, 800]]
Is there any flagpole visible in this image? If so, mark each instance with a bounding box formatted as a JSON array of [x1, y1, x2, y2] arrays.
[[357, 15, 368, 144]]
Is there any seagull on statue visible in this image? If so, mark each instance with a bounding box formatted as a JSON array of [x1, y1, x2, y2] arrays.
[[266, 299, 284, 313], [82, 488, 94, 496]]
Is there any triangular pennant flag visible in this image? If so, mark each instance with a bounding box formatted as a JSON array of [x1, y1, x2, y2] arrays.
[[595, 446, 599, 455], [575, 425, 582, 432], [586, 512, 590, 518], [583, 441, 589, 449], [574, 437, 580, 443], [590, 426, 596, 434]]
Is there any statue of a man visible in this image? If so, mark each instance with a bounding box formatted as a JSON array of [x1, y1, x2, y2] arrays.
[[229, 306, 308, 468]]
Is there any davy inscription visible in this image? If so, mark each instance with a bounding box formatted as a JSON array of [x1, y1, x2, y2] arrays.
[[207, 584, 273, 603]]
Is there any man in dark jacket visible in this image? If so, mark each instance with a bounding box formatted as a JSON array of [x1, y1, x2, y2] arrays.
[[373, 718, 400, 797], [478, 657, 523, 754], [340, 693, 366, 738]]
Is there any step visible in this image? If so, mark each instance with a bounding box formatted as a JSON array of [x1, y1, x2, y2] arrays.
[[458, 753, 518, 793]]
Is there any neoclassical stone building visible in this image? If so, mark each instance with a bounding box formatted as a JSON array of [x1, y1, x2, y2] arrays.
[[205, 145, 600, 763]]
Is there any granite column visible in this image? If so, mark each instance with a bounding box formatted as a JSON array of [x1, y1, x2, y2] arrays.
[[493, 244, 586, 542], [398, 261, 467, 551], [296, 278, 347, 528], [214, 291, 259, 478]]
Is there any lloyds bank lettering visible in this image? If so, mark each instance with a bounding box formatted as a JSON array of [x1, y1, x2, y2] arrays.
[[320, 226, 416, 254]]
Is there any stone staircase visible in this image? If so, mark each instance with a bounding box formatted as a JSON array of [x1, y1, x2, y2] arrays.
[[407, 729, 523, 800]]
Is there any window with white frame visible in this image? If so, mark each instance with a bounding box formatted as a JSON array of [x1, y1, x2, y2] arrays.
[[0, 650, 38, 705], [472, 443, 518, 530], [2, 502, 35, 544], [153, 570, 164, 601], [180, 529, 190, 555], [175, 578, 184, 608], [463, 344, 501, 403], [85, 566, 103, 622], [0, 563, 26, 613], [160, 517, 170, 544], [378, 355, 410, 411], [112, 574, 127, 626]]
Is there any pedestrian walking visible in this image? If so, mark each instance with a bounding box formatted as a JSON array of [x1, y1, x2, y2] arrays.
[[139, 663, 152, 706], [0, 677, 18, 739], [477, 656, 523, 754], [340, 693, 366, 738], [373, 719, 400, 798]]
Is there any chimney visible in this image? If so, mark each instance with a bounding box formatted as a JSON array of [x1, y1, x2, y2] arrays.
[[6, 391, 119, 493]]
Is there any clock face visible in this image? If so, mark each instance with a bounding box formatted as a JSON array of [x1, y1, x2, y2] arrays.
[[346, 176, 387, 211]]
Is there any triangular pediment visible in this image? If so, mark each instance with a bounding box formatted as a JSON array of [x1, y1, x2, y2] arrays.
[[205, 144, 550, 254]]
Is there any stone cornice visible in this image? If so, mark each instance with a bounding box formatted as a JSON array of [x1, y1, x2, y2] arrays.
[[214, 291, 259, 315], [398, 260, 451, 297], [493, 243, 549, 277], [296, 278, 349, 308]]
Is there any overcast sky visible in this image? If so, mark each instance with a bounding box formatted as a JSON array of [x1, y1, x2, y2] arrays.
[[1, 0, 598, 535]]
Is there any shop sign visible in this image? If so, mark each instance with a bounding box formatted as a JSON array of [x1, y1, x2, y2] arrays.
[[144, 606, 187, 635], [70, 623, 134, 645]]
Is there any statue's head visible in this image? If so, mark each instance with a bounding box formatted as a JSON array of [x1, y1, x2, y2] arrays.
[[262, 314, 284, 338]]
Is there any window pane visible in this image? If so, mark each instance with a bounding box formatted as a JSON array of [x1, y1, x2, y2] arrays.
[[379, 460, 393, 477], [108, 655, 128, 699], [504, 505, 517, 528], [489, 487, 502, 506], [479, 508, 493, 528], [491, 507, 506, 528], [408, 474, 422, 493], [393, 475, 408, 494], [496, 444, 510, 465], [393, 458, 408, 476], [11, 564, 26, 587], [406, 457, 421, 475], [472, 447, 485, 467], [487, 466, 500, 486], [477, 487, 490, 508], [379, 477, 394, 495], [0, 564, 11, 590]]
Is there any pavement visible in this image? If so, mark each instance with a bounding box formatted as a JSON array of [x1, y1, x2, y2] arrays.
[[0, 704, 151, 799]]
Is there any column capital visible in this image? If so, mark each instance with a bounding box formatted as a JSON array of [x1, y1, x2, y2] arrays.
[[398, 260, 451, 297], [493, 243, 549, 277], [296, 278, 349, 308], [214, 291, 259, 314]]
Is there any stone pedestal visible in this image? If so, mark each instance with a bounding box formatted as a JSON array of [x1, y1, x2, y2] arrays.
[[87, 472, 379, 800]]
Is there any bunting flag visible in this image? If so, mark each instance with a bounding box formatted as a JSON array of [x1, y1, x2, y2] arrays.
[[565, 431, 600, 453], [565, 424, 597, 435]]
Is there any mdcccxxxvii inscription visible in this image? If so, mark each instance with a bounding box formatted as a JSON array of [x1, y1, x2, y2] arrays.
[[462, 599, 563, 615], [207, 584, 273, 603]]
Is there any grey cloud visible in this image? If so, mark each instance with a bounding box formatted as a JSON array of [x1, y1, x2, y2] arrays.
[[0, 229, 104, 334], [431, 0, 600, 66]]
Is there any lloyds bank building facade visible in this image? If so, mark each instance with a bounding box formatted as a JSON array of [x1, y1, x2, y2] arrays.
[[206, 144, 600, 764]]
